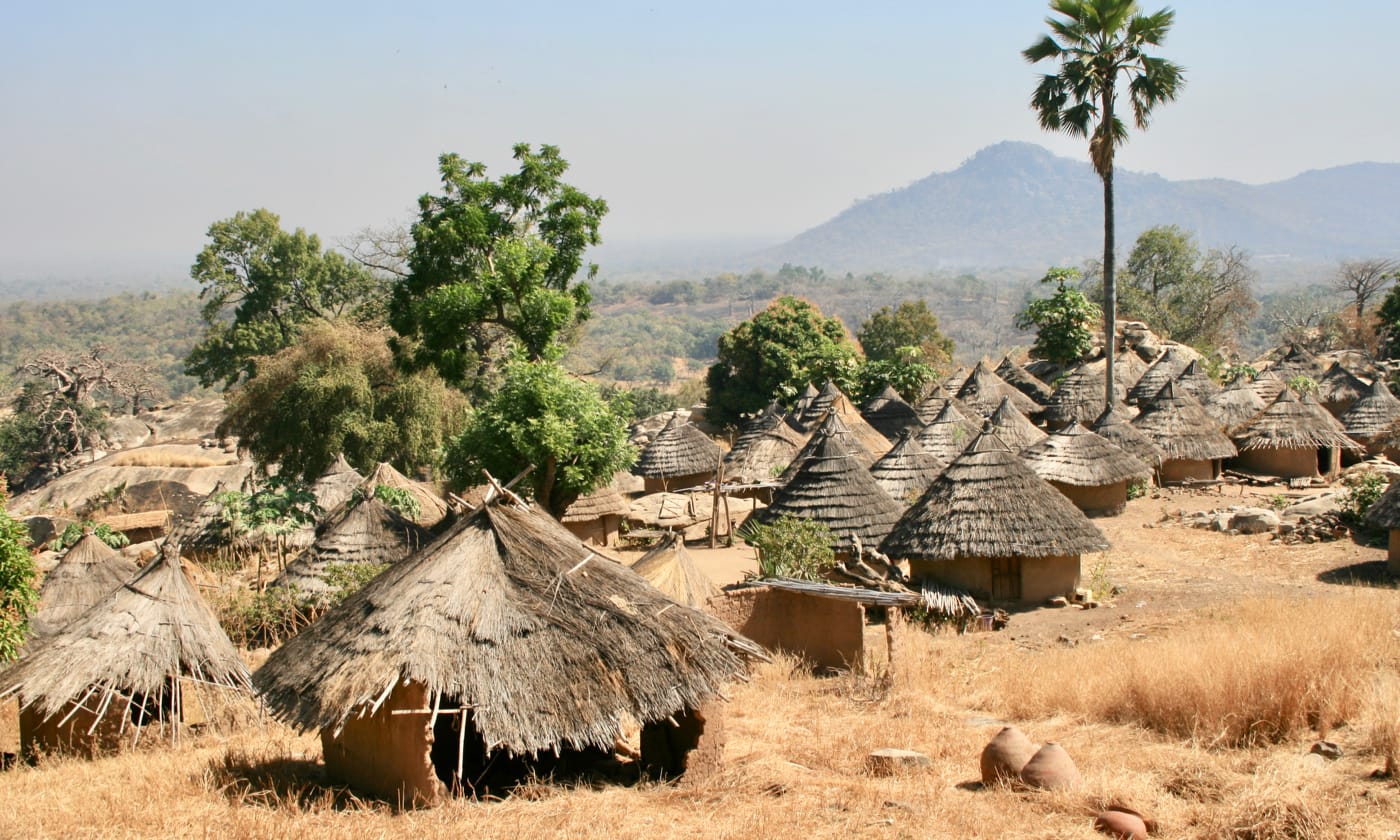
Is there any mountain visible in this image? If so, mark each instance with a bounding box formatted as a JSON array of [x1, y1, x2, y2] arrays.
[[758, 142, 1400, 271]]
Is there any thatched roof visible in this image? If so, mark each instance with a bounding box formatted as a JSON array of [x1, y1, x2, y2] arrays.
[[723, 403, 808, 484], [1127, 346, 1191, 405], [985, 396, 1046, 452], [253, 499, 760, 754], [827, 393, 893, 458], [273, 498, 431, 605], [29, 532, 139, 640], [1267, 344, 1325, 381], [1318, 361, 1371, 407], [167, 479, 244, 553], [757, 433, 904, 552], [790, 382, 820, 426], [778, 409, 878, 483], [942, 366, 969, 394], [559, 486, 631, 523], [913, 384, 973, 425], [1340, 379, 1400, 441], [1204, 374, 1268, 429], [956, 360, 1042, 415], [361, 462, 450, 528], [861, 385, 921, 441], [995, 356, 1054, 404], [880, 425, 1110, 561], [630, 532, 719, 609], [1020, 422, 1153, 487], [914, 401, 979, 463], [632, 415, 723, 481], [793, 380, 847, 431], [1250, 370, 1289, 404], [1132, 381, 1238, 462], [1091, 403, 1162, 468], [313, 454, 366, 513], [869, 430, 945, 504], [1173, 359, 1220, 403], [1365, 479, 1400, 529], [1231, 388, 1363, 452], [0, 543, 251, 720], [1042, 362, 1128, 427]]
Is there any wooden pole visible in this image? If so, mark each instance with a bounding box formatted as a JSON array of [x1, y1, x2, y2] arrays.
[[710, 455, 723, 549]]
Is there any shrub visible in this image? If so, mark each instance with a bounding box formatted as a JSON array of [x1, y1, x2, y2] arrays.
[[1338, 470, 1388, 526], [739, 515, 835, 581], [322, 562, 389, 606], [350, 484, 420, 522], [46, 521, 130, 551], [215, 586, 313, 648], [0, 490, 37, 662]]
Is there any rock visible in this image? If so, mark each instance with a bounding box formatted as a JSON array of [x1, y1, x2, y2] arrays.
[[1229, 507, 1281, 535], [1282, 493, 1339, 521], [1048, 596, 1069, 608], [22, 515, 74, 549], [1019, 742, 1082, 791], [980, 726, 1038, 785], [1094, 807, 1150, 838], [865, 748, 931, 776], [1310, 740, 1343, 761]]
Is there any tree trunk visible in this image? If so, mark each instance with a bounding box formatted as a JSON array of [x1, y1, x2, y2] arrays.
[[1103, 164, 1116, 411]]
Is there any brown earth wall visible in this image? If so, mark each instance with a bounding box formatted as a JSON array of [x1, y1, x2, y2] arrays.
[[321, 681, 445, 807]]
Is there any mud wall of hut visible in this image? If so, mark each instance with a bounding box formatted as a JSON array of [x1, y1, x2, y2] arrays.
[[20, 701, 125, 757], [1050, 481, 1129, 517], [1158, 458, 1218, 483], [910, 555, 1081, 605], [321, 681, 445, 807], [708, 587, 864, 672], [1389, 530, 1400, 575], [1232, 447, 1322, 479], [563, 516, 620, 548], [640, 699, 726, 780]]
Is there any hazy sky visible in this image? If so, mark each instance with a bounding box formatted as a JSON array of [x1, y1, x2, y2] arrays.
[[3, 1, 1397, 283]]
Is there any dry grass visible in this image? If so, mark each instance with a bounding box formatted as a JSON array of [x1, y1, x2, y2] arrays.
[[103, 448, 236, 468], [994, 594, 1400, 747], [1362, 671, 1400, 778]]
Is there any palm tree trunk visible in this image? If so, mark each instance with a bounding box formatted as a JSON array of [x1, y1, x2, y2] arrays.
[[1103, 164, 1116, 411]]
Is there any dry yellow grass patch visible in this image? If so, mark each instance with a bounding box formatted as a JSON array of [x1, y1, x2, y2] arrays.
[[104, 448, 235, 468]]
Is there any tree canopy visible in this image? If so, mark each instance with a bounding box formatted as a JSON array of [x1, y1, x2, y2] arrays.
[[1116, 224, 1257, 350], [1016, 267, 1102, 364], [0, 490, 37, 662], [856, 300, 955, 368]]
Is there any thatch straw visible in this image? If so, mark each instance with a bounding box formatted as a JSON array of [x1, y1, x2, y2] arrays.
[[1173, 359, 1220, 402], [778, 408, 879, 483], [942, 366, 968, 394], [1132, 381, 1238, 461], [914, 401, 979, 463], [869, 430, 945, 504], [253, 499, 760, 755], [313, 454, 366, 513], [861, 385, 921, 441], [559, 486, 631, 523], [756, 432, 904, 552], [995, 356, 1054, 404], [630, 532, 719, 609], [1231, 388, 1363, 452], [880, 425, 1109, 561], [0, 543, 252, 721], [633, 415, 723, 480], [1042, 362, 1128, 428], [1204, 374, 1268, 430], [985, 396, 1046, 452], [1267, 344, 1325, 381], [793, 380, 847, 431], [29, 532, 138, 640], [790, 382, 820, 425], [1340, 379, 1400, 442], [272, 498, 431, 606], [1020, 422, 1153, 487], [1250, 369, 1289, 404], [1317, 361, 1371, 408], [1365, 479, 1400, 529], [723, 402, 808, 484], [956, 360, 1042, 415], [1127, 346, 1192, 405], [361, 462, 449, 528], [1091, 403, 1161, 468], [912, 384, 974, 425]]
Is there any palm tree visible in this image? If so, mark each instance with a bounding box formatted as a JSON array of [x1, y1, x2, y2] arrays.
[[1024, 0, 1185, 409]]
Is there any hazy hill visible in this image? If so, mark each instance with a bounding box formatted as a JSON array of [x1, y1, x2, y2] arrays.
[[759, 142, 1400, 273]]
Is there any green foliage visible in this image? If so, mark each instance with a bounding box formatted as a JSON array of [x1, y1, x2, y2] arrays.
[[856, 300, 954, 368], [185, 209, 384, 388], [0, 492, 38, 662], [1339, 471, 1389, 527], [351, 484, 422, 521], [739, 515, 836, 581], [445, 358, 636, 516], [855, 347, 938, 404], [323, 561, 390, 606], [706, 295, 862, 427], [1127, 478, 1149, 501], [46, 521, 130, 552], [215, 585, 312, 648], [218, 321, 467, 484], [389, 144, 607, 391], [214, 476, 321, 544], [1015, 267, 1101, 364], [598, 384, 683, 422], [1267, 494, 1291, 512], [1374, 275, 1400, 359], [1115, 225, 1258, 351], [1286, 375, 1319, 397]]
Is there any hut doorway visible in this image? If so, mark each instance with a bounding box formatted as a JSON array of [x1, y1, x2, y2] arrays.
[[1318, 447, 1337, 478], [991, 558, 1022, 601]]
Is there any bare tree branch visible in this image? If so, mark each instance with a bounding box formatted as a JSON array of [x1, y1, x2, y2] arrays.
[[1332, 258, 1400, 319]]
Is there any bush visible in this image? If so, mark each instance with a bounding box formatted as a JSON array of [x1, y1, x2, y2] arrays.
[[0, 491, 37, 662], [1338, 470, 1388, 526], [323, 562, 389, 606], [215, 586, 313, 648], [739, 515, 835, 581], [46, 521, 130, 551]]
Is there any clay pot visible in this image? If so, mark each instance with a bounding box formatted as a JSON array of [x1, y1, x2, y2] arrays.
[[1019, 742, 1082, 791], [979, 726, 1038, 785], [1093, 806, 1149, 838]]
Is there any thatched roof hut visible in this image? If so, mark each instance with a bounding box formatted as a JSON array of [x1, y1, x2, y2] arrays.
[[956, 360, 1042, 416], [942, 366, 969, 395], [29, 531, 138, 640], [1317, 361, 1371, 416], [1019, 422, 1153, 516], [1364, 480, 1400, 574], [757, 433, 904, 556], [914, 401, 979, 463], [1091, 403, 1162, 470], [361, 462, 450, 529], [1132, 381, 1238, 482], [793, 380, 847, 431], [313, 454, 366, 514], [0, 543, 251, 756], [559, 486, 632, 547], [630, 532, 719, 609], [1250, 370, 1289, 405], [723, 402, 808, 486], [1230, 388, 1361, 479], [880, 425, 1109, 603], [913, 384, 972, 425], [985, 396, 1046, 452], [1173, 359, 1220, 403], [253, 497, 761, 802], [273, 498, 431, 607], [1127, 346, 1191, 405], [1041, 358, 1133, 429], [861, 385, 921, 441], [1267, 344, 1325, 382], [1340, 379, 1400, 451], [996, 356, 1054, 404], [869, 430, 945, 505], [633, 415, 723, 493], [1204, 374, 1268, 430], [789, 383, 820, 428], [778, 405, 884, 484]]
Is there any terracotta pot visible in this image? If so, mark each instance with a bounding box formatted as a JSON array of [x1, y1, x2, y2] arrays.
[[1094, 807, 1149, 838], [979, 726, 1038, 785], [1019, 742, 1082, 790]]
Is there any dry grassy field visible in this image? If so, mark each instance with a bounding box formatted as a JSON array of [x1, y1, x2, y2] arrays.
[[3, 485, 1399, 839]]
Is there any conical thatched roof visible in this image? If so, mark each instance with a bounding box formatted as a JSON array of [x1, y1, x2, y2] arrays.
[[861, 385, 921, 441], [1365, 479, 1400, 529], [253, 499, 759, 754], [880, 425, 1109, 561], [996, 356, 1054, 404], [1020, 422, 1153, 487], [723, 403, 808, 484], [1231, 388, 1362, 452], [1340, 379, 1400, 442], [1128, 346, 1191, 405], [1318, 361, 1370, 408], [1204, 374, 1268, 430], [312, 454, 366, 514], [794, 380, 846, 431], [1091, 403, 1162, 468], [758, 433, 904, 553], [790, 383, 820, 428], [273, 498, 431, 605], [29, 532, 139, 640], [559, 486, 631, 523], [630, 532, 719, 609], [869, 430, 945, 504], [1250, 370, 1289, 404], [0, 543, 252, 720], [913, 384, 972, 425], [1173, 359, 1220, 403], [778, 409, 878, 484], [956, 360, 1042, 415], [1115, 350, 1152, 389], [632, 415, 723, 482], [1132, 381, 1238, 462], [828, 393, 893, 458], [361, 462, 449, 528], [1268, 344, 1325, 381], [915, 401, 979, 463], [1043, 362, 1129, 428], [986, 396, 1047, 452], [942, 366, 969, 394]]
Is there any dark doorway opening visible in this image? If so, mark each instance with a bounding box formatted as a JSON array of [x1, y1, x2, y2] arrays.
[[991, 557, 1022, 601]]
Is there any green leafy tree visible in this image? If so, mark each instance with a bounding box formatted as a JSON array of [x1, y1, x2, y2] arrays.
[[1025, 0, 1185, 408], [739, 515, 836, 581], [856, 300, 955, 368], [46, 521, 130, 552], [218, 321, 467, 484], [389, 144, 608, 391], [1016, 267, 1103, 364], [444, 358, 636, 516], [213, 476, 321, 587], [185, 209, 384, 388], [706, 295, 862, 427], [0, 490, 38, 662], [855, 346, 938, 404], [1368, 268, 1400, 358], [1113, 225, 1257, 350]]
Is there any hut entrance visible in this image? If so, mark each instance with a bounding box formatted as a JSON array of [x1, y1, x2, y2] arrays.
[[1318, 447, 1336, 477], [991, 558, 1022, 601], [427, 698, 612, 795]]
